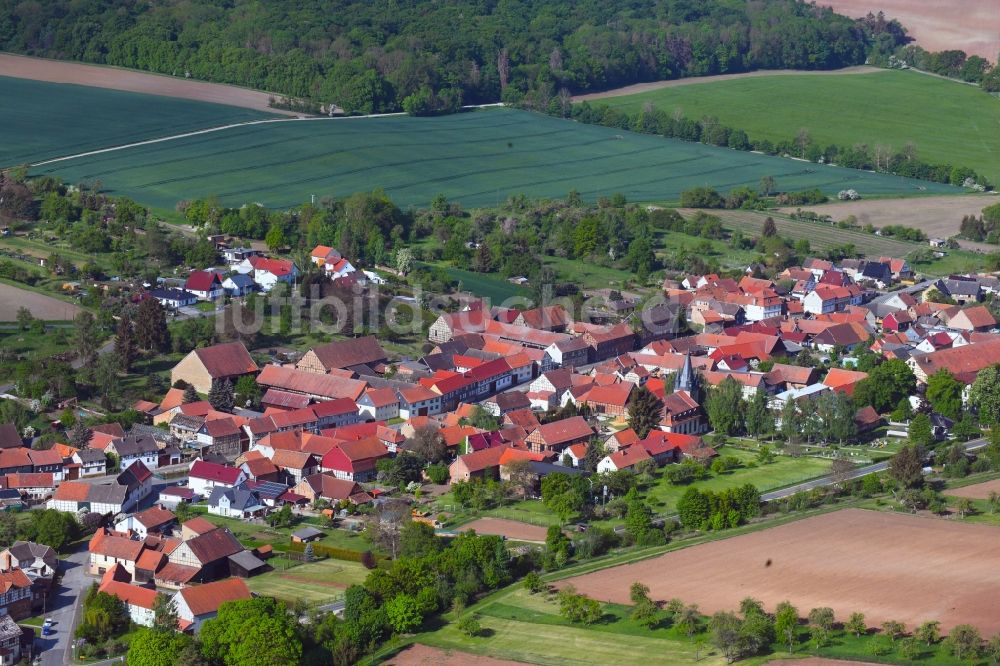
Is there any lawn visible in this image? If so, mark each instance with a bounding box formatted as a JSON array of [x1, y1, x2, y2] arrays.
[[199, 512, 372, 552], [589, 69, 1000, 185], [0, 76, 274, 168], [442, 267, 529, 303], [704, 209, 985, 274], [28, 107, 956, 211], [644, 447, 832, 515], [247, 557, 369, 606]]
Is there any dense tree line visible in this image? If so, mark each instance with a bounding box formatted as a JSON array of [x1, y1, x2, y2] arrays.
[[0, 0, 873, 112], [565, 101, 992, 190]]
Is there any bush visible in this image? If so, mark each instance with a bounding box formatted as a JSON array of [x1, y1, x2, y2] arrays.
[[457, 614, 482, 637], [425, 463, 449, 485]]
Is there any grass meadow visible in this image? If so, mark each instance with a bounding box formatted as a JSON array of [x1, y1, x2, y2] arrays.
[[27, 105, 956, 210], [0, 76, 273, 167], [247, 557, 369, 606], [589, 69, 1000, 185]]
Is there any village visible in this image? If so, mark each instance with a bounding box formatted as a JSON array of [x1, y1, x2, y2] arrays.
[[0, 239, 999, 664]]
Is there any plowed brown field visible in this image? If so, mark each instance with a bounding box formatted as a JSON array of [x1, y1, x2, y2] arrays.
[[561, 509, 1000, 633]]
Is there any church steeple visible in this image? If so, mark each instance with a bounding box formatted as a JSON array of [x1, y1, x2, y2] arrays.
[[675, 351, 697, 395]]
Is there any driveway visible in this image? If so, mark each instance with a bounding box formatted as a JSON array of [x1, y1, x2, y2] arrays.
[[32, 544, 89, 666]]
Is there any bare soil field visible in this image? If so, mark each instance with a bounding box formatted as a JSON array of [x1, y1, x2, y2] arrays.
[[777, 194, 999, 252], [0, 52, 294, 115], [0, 283, 80, 321], [561, 509, 1000, 633], [383, 644, 529, 666], [459, 518, 549, 542], [819, 0, 1000, 59], [945, 478, 1000, 500], [573, 66, 880, 102]]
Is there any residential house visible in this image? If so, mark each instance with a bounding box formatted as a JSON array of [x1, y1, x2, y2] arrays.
[[0, 541, 56, 614], [321, 438, 389, 482], [357, 387, 400, 421], [240, 457, 281, 483], [88, 529, 145, 576], [481, 391, 531, 417], [660, 391, 706, 435], [149, 288, 198, 309], [513, 306, 570, 332], [106, 435, 160, 471], [449, 446, 508, 483], [49, 462, 153, 514], [4, 474, 55, 501], [397, 386, 442, 419], [0, 568, 33, 620], [271, 450, 320, 485], [170, 341, 259, 395], [184, 271, 224, 301], [221, 274, 255, 297], [174, 578, 252, 633], [114, 507, 176, 539], [246, 256, 298, 292], [158, 486, 196, 509], [596, 446, 652, 474], [98, 565, 156, 627], [256, 365, 366, 402], [293, 474, 371, 504], [934, 278, 981, 304], [195, 418, 244, 461], [542, 338, 591, 371], [207, 487, 266, 519], [188, 460, 246, 497]]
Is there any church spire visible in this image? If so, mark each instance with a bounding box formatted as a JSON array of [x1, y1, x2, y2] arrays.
[[675, 351, 697, 395]]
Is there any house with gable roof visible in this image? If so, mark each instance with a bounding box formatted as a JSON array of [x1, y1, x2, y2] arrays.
[[174, 577, 252, 633], [188, 460, 246, 497], [184, 270, 224, 301], [245, 256, 298, 291], [296, 336, 388, 375]]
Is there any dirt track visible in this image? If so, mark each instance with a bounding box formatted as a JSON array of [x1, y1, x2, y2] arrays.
[[383, 644, 528, 666], [459, 518, 549, 542], [0, 283, 80, 321], [777, 194, 999, 253], [572, 66, 881, 102], [0, 52, 294, 115], [946, 478, 1000, 500], [561, 509, 1000, 634], [820, 0, 1000, 59]]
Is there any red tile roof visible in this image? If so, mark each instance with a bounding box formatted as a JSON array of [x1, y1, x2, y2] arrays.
[[193, 342, 258, 379], [178, 577, 251, 616], [533, 416, 593, 446], [189, 460, 243, 485], [185, 270, 221, 292]]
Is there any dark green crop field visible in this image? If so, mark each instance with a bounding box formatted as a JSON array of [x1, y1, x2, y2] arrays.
[[0, 76, 274, 166], [589, 69, 1000, 184], [30, 106, 956, 210]]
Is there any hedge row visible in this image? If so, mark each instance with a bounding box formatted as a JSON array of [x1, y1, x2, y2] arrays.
[[286, 541, 376, 567]]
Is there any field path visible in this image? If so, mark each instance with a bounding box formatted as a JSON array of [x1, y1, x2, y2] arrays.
[[0, 52, 297, 115], [30, 104, 504, 168], [572, 66, 881, 102]]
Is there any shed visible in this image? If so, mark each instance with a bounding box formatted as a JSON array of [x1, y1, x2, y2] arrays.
[[290, 526, 325, 543]]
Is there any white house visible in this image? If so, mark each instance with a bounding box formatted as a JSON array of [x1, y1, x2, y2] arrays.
[[207, 487, 266, 519], [188, 460, 246, 498], [396, 386, 442, 418], [105, 435, 160, 471], [362, 270, 386, 285], [243, 257, 298, 292], [221, 273, 255, 297], [72, 449, 108, 477], [184, 271, 224, 301], [174, 578, 252, 633], [357, 388, 400, 421], [148, 288, 198, 309]]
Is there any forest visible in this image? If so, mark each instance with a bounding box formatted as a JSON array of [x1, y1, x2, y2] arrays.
[[0, 0, 876, 113]]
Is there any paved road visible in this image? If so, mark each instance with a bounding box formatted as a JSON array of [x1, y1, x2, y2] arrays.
[[760, 437, 988, 502], [30, 544, 89, 666]]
